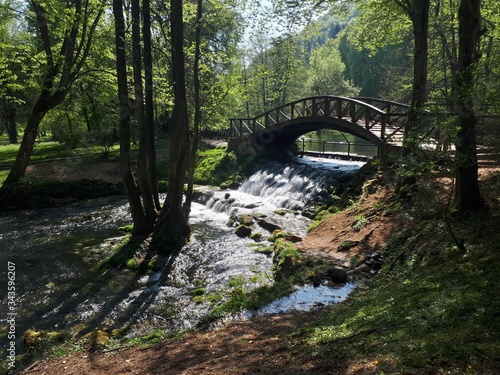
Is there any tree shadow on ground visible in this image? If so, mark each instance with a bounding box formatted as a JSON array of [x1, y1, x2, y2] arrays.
[[21, 240, 181, 346]]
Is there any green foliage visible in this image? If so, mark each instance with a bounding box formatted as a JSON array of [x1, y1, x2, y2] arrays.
[[272, 239, 304, 281], [193, 147, 253, 186], [228, 275, 245, 288], [304, 211, 500, 372], [352, 214, 368, 231], [198, 278, 296, 326], [306, 38, 360, 96], [99, 237, 137, 270]]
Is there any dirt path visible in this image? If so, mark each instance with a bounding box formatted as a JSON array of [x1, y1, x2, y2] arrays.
[[22, 312, 381, 375]]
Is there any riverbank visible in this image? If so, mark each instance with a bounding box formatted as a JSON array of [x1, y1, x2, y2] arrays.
[[3, 150, 500, 374]]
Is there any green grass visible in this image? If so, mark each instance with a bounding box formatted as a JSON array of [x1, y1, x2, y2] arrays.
[[193, 147, 254, 186], [0, 136, 172, 186], [301, 210, 500, 373]]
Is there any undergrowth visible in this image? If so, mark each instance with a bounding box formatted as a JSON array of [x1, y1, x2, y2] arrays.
[[193, 147, 254, 187], [300, 179, 500, 374]]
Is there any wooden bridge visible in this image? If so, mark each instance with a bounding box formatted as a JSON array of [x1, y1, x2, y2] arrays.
[[227, 96, 432, 157]]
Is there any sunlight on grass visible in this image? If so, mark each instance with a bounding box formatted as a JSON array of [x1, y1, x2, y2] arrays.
[[305, 211, 500, 372]]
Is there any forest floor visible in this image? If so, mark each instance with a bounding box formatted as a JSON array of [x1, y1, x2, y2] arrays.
[[9, 156, 500, 375]]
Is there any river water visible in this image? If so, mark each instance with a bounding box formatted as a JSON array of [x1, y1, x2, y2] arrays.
[[0, 156, 363, 348]]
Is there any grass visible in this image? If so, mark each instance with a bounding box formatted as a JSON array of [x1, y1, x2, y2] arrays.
[[0, 133, 171, 185], [193, 147, 254, 186], [299, 204, 500, 373]]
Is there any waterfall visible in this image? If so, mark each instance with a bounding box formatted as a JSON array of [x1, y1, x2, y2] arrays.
[[239, 158, 363, 211]]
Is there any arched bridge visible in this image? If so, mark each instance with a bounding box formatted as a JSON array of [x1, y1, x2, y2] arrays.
[[227, 96, 429, 157]]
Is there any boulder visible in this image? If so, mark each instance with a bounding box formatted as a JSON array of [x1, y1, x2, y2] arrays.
[[326, 267, 348, 283], [235, 225, 252, 238], [257, 218, 281, 233]]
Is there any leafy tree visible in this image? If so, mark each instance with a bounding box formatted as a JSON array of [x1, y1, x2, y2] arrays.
[[3, 0, 105, 185], [131, 0, 158, 224], [306, 38, 359, 96], [0, 0, 36, 144]]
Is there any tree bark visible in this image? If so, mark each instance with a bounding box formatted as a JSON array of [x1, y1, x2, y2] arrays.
[[4, 89, 62, 185], [132, 0, 157, 228], [452, 0, 482, 213], [151, 0, 191, 253], [184, 0, 202, 214], [143, 0, 160, 210], [6, 101, 18, 144], [394, 0, 429, 194], [113, 0, 148, 236]]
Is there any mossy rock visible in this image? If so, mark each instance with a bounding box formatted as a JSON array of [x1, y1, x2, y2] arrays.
[[83, 330, 110, 346], [235, 225, 252, 238], [240, 214, 254, 226], [250, 232, 263, 242], [189, 287, 205, 297], [23, 329, 66, 348]]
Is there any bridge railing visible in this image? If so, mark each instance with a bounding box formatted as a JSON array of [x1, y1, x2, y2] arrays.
[[297, 137, 380, 158], [229, 96, 427, 144]]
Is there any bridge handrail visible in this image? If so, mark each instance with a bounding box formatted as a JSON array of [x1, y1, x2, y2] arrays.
[[230, 96, 393, 138], [228, 95, 439, 146]]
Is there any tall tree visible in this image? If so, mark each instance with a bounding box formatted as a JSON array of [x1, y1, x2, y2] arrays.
[[113, 0, 149, 236], [151, 0, 191, 252], [131, 0, 157, 227], [184, 0, 202, 214], [393, 0, 430, 193], [3, 0, 104, 185], [452, 0, 482, 212], [142, 0, 160, 210]]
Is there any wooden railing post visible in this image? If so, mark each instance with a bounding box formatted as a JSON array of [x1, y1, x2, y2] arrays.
[[336, 99, 342, 118], [350, 102, 356, 122], [381, 115, 387, 140]]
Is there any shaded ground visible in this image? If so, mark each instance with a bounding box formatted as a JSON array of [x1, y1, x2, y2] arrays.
[[21, 312, 382, 375], [26, 159, 122, 183], [13, 159, 500, 375]]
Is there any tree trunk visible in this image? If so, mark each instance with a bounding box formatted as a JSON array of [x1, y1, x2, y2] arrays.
[[151, 0, 191, 253], [394, 0, 429, 195], [184, 0, 202, 214], [452, 0, 482, 213], [143, 0, 160, 210], [2, 0, 103, 186], [113, 0, 148, 236], [6, 103, 17, 144], [132, 0, 157, 229], [3, 89, 61, 185]]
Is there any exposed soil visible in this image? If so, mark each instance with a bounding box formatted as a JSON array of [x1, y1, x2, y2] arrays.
[[16, 160, 500, 375], [26, 159, 122, 184]]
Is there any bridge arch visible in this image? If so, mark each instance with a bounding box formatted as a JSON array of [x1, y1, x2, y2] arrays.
[[228, 96, 410, 157]]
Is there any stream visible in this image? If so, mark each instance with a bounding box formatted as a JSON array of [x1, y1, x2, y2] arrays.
[[0, 156, 363, 349]]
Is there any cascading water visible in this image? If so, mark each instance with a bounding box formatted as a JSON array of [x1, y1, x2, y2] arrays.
[[0, 156, 363, 347]]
